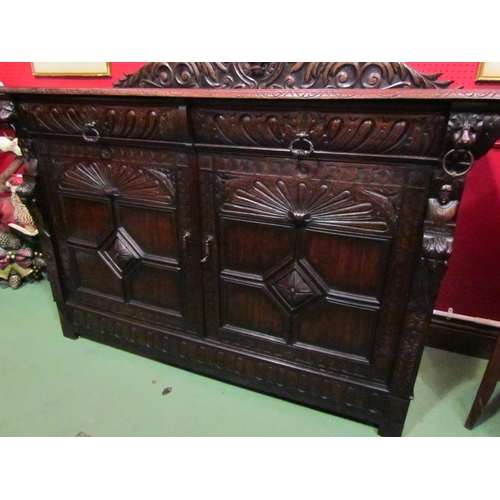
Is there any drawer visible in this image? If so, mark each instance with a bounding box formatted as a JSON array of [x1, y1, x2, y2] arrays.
[[16, 99, 189, 143], [191, 101, 448, 157]]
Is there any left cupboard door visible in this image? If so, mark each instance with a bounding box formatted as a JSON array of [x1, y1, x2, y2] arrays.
[[36, 141, 204, 338]]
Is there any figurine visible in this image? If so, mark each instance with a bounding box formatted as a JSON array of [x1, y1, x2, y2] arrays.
[[427, 184, 459, 226], [6, 177, 38, 237]]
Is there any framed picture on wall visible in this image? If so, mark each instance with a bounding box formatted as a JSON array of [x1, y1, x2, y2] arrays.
[[31, 62, 111, 77], [476, 62, 500, 82]]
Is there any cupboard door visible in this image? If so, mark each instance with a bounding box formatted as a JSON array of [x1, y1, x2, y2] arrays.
[[37, 141, 203, 335], [200, 153, 430, 384]]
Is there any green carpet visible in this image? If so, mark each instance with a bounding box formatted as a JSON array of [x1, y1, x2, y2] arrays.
[[1, 278, 499, 437]]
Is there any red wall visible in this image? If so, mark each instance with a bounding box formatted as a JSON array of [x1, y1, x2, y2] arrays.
[[0, 62, 146, 88], [1, 62, 500, 320]]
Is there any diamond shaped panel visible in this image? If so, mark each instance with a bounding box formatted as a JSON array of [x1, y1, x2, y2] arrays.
[[266, 260, 327, 311], [100, 228, 141, 277]]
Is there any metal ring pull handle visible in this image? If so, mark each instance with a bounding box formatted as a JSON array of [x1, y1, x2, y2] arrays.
[[82, 122, 100, 143], [182, 231, 191, 250], [289, 132, 314, 156], [200, 235, 214, 263], [442, 148, 474, 178]]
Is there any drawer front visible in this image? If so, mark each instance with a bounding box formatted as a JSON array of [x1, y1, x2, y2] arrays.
[[191, 102, 447, 157], [17, 99, 189, 142], [37, 140, 203, 335]]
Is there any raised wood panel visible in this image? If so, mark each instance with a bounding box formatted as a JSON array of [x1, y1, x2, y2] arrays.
[[72, 248, 123, 297], [304, 230, 391, 300], [220, 218, 295, 275], [118, 205, 178, 260], [60, 196, 113, 245], [221, 281, 288, 340], [295, 299, 379, 360], [128, 264, 182, 314]]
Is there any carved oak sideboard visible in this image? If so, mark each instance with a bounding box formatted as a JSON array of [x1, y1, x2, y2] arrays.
[[3, 62, 500, 436]]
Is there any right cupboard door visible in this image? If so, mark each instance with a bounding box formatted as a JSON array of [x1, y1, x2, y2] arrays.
[[199, 152, 430, 386]]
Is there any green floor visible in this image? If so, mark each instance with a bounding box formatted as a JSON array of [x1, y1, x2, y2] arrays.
[[1, 278, 499, 437]]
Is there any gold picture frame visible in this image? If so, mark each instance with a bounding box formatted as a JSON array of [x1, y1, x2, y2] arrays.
[[476, 62, 500, 82], [31, 62, 111, 77]]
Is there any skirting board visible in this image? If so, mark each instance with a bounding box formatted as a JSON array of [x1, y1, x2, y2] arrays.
[[427, 314, 499, 359]]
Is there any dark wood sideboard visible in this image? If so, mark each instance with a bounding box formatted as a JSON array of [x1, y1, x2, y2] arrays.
[[3, 62, 500, 436]]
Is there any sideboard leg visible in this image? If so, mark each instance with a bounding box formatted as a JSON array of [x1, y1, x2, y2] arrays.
[[378, 395, 410, 437], [57, 305, 80, 340]]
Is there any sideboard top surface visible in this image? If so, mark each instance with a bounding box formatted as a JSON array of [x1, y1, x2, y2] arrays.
[[3, 87, 500, 102]]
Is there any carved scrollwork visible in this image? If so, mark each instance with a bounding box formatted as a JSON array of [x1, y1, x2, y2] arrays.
[[114, 62, 454, 90]]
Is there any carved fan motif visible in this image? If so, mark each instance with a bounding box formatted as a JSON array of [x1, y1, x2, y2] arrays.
[[222, 179, 389, 233], [59, 162, 175, 204]]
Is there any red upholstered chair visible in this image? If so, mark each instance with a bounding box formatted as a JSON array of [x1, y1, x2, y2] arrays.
[[465, 330, 500, 429]]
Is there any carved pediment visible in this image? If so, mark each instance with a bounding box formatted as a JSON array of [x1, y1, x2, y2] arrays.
[[114, 62, 454, 90]]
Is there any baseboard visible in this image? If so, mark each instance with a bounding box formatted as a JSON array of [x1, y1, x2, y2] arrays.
[[427, 315, 498, 359]]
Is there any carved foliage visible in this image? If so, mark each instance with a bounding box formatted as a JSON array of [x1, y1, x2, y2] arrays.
[[193, 109, 446, 156], [115, 62, 454, 90], [17, 102, 188, 141]]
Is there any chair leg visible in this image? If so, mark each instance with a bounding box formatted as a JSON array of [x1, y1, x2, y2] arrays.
[[465, 331, 500, 430]]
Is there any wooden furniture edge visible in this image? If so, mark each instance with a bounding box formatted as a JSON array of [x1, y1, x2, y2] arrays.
[[4, 86, 500, 100], [428, 314, 499, 359]]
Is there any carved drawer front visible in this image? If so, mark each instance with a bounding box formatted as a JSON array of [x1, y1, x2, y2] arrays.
[[17, 99, 189, 142], [37, 141, 203, 335], [200, 152, 430, 383], [191, 102, 447, 157]]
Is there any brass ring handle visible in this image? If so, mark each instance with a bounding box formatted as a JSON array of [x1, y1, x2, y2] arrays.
[[200, 235, 214, 263], [289, 133, 314, 156], [82, 122, 100, 143], [442, 149, 474, 178]]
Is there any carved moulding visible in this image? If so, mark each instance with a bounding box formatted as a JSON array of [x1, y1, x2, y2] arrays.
[[193, 108, 446, 157], [60, 303, 387, 426], [16, 102, 189, 142], [114, 62, 454, 90]]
